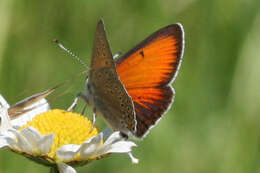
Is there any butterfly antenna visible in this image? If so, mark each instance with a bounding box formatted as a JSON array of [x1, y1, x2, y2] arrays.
[[53, 39, 89, 70]]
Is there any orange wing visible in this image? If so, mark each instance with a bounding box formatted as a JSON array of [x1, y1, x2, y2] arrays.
[[116, 24, 184, 138]]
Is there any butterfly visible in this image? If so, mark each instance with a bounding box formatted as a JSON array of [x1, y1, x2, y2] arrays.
[[83, 19, 184, 139]]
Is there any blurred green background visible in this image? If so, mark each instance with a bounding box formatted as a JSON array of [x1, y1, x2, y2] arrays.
[[0, 0, 260, 172]]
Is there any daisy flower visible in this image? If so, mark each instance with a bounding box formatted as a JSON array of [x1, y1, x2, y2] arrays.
[[0, 93, 138, 173]]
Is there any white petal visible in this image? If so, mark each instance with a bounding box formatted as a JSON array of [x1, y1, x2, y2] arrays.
[[57, 162, 76, 173], [38, 134, 55, 153], [128, 152, 139, 164], [20, 127, 42, 149], [56, 144, 80, 161], [104, 141, 137, 153], [0, 94, 10, 108], [95, 132, 123, 155], [103, 131, 122, 146], [80, 133, 103, 158], [0, 107, 12, 132], [3, 136, 18, 149], [94, 131, 138, 163], [8, 129, 32, 152]]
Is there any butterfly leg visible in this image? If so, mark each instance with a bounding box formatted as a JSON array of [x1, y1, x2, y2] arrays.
[[67, 97, 79, 111], [67, 92, 89, 111]]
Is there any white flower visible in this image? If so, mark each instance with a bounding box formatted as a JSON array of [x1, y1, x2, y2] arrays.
[[0, 94, 138, 173]]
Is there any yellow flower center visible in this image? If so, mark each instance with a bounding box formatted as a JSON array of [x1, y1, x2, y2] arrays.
[[21, 109, 98, 159]]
